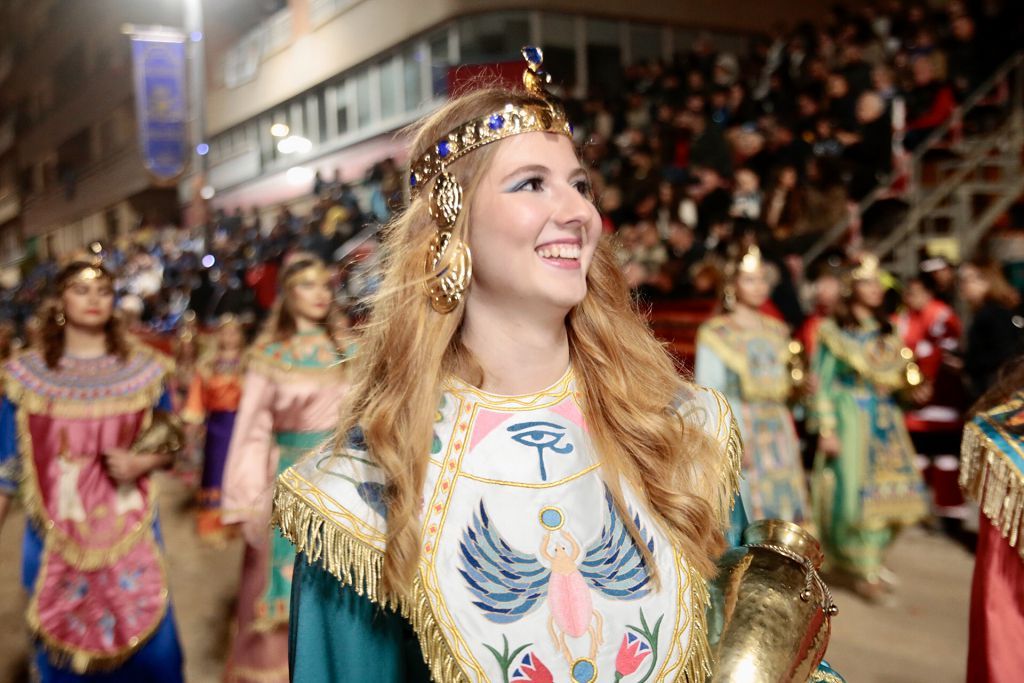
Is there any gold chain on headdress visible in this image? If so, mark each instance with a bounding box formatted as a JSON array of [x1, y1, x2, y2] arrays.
[[412, 46, 574, 313]]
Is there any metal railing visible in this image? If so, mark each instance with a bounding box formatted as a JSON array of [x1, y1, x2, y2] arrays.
[[802, 50, 1024, 266]]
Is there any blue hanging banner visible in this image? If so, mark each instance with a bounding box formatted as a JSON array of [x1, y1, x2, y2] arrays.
[[130, 33, 188, 184]]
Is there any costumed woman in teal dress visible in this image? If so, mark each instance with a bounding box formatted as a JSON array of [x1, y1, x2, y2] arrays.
[[220, 254, 349, 683], [0, 259, 184, 682], [811, 254, 927, 602], [275, 49, 841, 683], [696, 246, 811, 526]]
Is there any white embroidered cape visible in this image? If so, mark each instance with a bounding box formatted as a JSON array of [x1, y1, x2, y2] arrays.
[[275, 371, 740, 683]]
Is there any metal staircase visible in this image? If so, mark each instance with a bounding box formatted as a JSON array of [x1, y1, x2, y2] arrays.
[[804, 52, 1024, 278]]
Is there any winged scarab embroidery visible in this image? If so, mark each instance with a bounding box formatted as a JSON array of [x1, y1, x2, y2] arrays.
[[458, 489, 655, 669]]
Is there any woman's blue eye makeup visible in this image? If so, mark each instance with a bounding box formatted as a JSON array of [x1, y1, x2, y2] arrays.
[[510, 176, 544, 192]]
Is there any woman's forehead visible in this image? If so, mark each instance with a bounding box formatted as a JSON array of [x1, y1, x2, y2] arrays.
[[487, 132, 581, 174]]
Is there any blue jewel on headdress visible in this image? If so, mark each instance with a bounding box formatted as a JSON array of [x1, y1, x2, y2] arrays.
[[487, 114, 505, 130], [522, 46, 543, 66], [409, 171, 417, 187], [437, 140, 451, 158]]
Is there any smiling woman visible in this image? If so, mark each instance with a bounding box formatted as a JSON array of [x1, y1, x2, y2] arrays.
[[273, 48, 840, 683]]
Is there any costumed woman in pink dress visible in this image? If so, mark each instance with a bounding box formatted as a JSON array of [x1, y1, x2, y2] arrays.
[[220, 253, 348, 683], [0, 259, 184, 682]]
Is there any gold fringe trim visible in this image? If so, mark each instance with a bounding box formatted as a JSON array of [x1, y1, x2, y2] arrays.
[[816, 320, 908, 390], [273, 479, 470, 683], [225, 664, 290, 683], [274, 478, 715, 683], [810, 669, 846, 683], [13, 407, 158, 570], [960, 421, 1024, 560], [711, 404, 745, 531], [25, 536, 169, 674], [696, 318, 792, 403], [679, 564, 714, 682]]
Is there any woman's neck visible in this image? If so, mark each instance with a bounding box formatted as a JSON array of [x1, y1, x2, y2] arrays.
[[63, 324, 108, 359], [293, 315, 321, 334], [461, 303, 571, 396], [851, 302, 874, 324], [729, 303, 761, 326]]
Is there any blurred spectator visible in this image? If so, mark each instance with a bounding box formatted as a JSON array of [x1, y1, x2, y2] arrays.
[[904, 55, 956, 149], [896, 273, 965, 436], [960, 259, 1024, 400]]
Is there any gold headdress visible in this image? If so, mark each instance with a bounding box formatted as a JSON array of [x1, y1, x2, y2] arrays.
[[410, 46, 574, 313], [721, 245, 763, 310], [281, 252, 329, 288], [736, 245, 763, 275], [58, 247, 112, 291], [850, 253, 881, 282]]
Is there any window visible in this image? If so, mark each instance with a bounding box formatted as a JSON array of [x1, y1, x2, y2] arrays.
[[540, 14, 576, 91], [459, 12, 530, 64], [403, 45, 424, 111], [429, 32, 450, 98], [586, 18, 622, 97], [379, 57, 399, 120], [630, 24, 662, 64], [355, 69, 372, 128]]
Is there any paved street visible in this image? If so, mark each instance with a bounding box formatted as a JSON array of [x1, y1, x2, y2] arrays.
[[0, 475, 973, 682]]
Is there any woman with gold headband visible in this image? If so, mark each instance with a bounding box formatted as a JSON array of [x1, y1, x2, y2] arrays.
[[275, 49, 842, 683], [811, 254, 927, 602], [0, 260, 184, 682], [181, 314, 247, 542], [695, 246, 812, 528], [220, 253, 348, 683]]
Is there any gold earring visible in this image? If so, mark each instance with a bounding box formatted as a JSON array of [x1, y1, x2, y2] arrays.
[[723, 286, 737, 311], [55, 309, 66, 327], [424, 171, 472, 313]]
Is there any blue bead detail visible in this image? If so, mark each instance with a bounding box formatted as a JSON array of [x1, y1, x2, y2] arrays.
[[488, 114, 505, 130], [569, 123, 575, 134], [571, 659, 596, 683], [541, 508, 563, 529], [437, 140, 451, 158], [409, 172, 417, 187], [523, 46, 543, 66]]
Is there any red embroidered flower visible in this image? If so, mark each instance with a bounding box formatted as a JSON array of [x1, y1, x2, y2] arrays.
[[615, 632, 652, 679], [511, 652, 554, 683]]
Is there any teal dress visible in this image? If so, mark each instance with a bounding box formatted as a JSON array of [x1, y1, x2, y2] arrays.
[[811, 320, 927, 581]]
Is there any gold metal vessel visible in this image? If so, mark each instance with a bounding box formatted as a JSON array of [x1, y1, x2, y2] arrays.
[[709, 519, 838, 682], [131, 410, 185, 455]]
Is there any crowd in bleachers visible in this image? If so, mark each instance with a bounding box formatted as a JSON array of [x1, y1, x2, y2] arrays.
[[1, 1, 1022, 351], [575, 1, 1022, 317]]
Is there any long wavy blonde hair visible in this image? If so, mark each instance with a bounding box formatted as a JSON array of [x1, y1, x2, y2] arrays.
[[337, 87, 729, 596]]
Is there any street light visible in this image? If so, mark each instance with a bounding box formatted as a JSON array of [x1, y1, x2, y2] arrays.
[[277, 135, 312, 155]]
